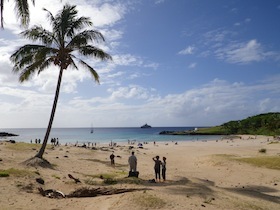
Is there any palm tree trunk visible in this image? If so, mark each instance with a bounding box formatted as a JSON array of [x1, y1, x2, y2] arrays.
[[35, 68, 64, 158]]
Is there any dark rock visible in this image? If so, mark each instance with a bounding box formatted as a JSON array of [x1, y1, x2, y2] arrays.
[[36, 178, 45, 185]]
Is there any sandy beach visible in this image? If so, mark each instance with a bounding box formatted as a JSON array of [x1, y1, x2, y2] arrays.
[[0, 135, 279, 210]]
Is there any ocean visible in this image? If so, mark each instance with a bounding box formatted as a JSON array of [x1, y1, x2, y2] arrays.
[[1, 127, 223, 144]]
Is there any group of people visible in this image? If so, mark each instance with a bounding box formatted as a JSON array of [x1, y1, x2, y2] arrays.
[[30, 139, 41, 144], [50, 138, 60, 146], [110, 151, 167, 182], [152, 155, 167, 181]]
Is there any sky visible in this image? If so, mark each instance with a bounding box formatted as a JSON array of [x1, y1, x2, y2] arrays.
[[0, 0, 280, 128]]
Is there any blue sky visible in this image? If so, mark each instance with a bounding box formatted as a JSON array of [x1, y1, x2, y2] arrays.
[[0, 0, 280, 128]]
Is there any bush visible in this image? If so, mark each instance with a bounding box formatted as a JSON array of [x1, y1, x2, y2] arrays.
[[258, 148, 266, 153], [0, 172, 9, 177]]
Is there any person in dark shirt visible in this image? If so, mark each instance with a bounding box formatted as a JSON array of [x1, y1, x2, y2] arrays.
[[110, 152, 115, 166], [152, 156, 161, 182]]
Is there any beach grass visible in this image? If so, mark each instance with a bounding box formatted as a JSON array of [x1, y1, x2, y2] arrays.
[[51, 174, 61, 179], [212, 154, 280, 170], [5, 142, 51, 151], [236, 156, 280, 170], [0, 168, 36, 177], [196, 126, 226, 134], [133, 192, 166, 208], [84, 171, 144, 185]]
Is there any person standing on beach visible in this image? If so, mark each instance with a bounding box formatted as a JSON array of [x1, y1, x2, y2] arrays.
[[162, 157, 167, 181], [128, 151, 137, 172], [153, 156, 161, 182], [110, 152, 115, 166]]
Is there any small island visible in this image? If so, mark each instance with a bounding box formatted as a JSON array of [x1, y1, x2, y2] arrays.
[[0, 132, 18, 137]]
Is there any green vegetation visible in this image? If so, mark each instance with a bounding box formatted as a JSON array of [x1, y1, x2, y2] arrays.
[[161, 112, 280, 135], [5, 142, 51, 151], [51, 174, 61, 179], [258, 148, 266, 153], [133, 192, 166, 209], [194, 112, 280, 136], [236, 156, 280, 170], [212, 154, 280, 170], [103, 178, 118, 185], [0, 172, 9, 177], [195, 126, 227, 135], [221, 112, 280, 135], [84, 171, 142, 185], [0, 168, 36, 177]]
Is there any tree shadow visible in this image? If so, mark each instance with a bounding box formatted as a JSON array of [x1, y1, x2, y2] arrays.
[[223, 185, 280, 203], [164, 177, 215, 199], [21, 157, 54, 169]]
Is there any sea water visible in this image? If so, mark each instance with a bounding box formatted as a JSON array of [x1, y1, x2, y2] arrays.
[[1, 127, 223, 144]]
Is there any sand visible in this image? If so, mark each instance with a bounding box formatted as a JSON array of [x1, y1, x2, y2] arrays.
[[0, 135, 279, 210]]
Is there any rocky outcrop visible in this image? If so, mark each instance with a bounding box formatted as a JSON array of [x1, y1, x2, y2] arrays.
[[0, 132, 18, 137]]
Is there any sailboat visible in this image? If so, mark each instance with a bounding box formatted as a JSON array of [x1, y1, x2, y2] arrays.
[[90, 124, 94, 133]]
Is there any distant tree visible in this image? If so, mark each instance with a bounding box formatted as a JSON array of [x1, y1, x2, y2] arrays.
[[221, 113, 280, 135], [10, 4, 112, 167], [0, 0, 35, 28]]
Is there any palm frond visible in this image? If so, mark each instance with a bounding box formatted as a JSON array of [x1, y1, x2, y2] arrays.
[[65, 16, 92, 39], [78, 45, 112, 60], [43, 7, 55, 22], [11, 45, 57, 73], [15, 0, 30, 26], [11, 3, 111, 84], [1, 0, 35, 28], [37, 58, 56, 74], [78, 58, 100, 83], [17, 58, 46, 82], [67, 56, 79, 70], [67, 30, 105, 49], [54, 4, 77, 45], [11, 44, 45, 64], [20, 26, 55, 45], [0, 0, 4, 28]]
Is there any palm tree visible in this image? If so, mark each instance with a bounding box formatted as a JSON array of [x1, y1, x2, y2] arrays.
[[10, 4, 112, 166], [0, 0, 35, 28]]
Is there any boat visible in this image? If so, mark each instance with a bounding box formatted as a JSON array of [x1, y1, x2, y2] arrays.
[[141, 123, 152, 128], [90, 124, 94, 133]]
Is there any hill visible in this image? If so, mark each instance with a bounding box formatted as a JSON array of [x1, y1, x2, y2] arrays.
[[219, 112, 280, 136], [160, 113, 280, 136]]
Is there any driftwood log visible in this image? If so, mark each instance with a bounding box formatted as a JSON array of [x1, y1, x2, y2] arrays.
[[38, 187, 149, 199], [67, 187, 146, 198], [68, 174, 81, 183]]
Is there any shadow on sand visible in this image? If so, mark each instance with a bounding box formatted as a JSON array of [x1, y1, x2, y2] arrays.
[[223, 185, 280, 203]]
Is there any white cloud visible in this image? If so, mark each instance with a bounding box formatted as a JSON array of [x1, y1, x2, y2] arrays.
[[188, 62, 197, 69], [215, 39, 265, 64], [109, 85, 151, 100], [3, 0, 128, 31], [155, 0, 165, 4], [245, 18, 251, 23], [1, 73, 280, 128], [178, 46, 195, 55], [144, 62, 159, 70], [112, 54, 143, 66]]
